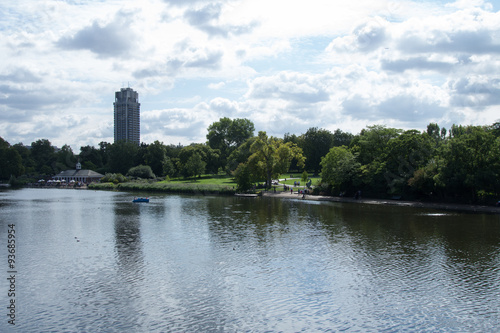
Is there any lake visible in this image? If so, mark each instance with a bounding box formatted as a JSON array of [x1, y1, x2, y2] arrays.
[[1, 188, 499, 332]]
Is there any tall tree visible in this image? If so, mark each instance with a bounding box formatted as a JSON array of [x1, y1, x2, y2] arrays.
[[300, 127, 334, 175], [56, 144, 76, 170], [98, 141, 111, 167], [426, 123, 441, 142], [248, 131, 305, 188], [437, 126, 500, 200], [383, 130, 433, 195], [320, 146, 360, 193], [0, 137, 9, 150], [332, 129, 354, 147], [31, 139, 56, 173], [145, 140, 167, 176], [178, 144, 220, 175], [348, 126, 402, 196], [79, 145, 103, 170], [183, 153, 206, 179], [491, 121, 500, 138], [350, 125, 402, 165], [0, 138, 24, 180], [229, 118, 256, 147], [283, 133, 301, 172], [134, 142, 148, 166], [12, 143, 35, 174], [207, 117, 254, 170], [226, 137, 258, 173], [162, 157, 176, 177], [108, 140, 139, 175]]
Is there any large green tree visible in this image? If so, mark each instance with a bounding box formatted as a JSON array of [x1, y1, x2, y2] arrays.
[[79, 145, 103, 171], [183, 153, 206, 179], [332, 129, 354, 147], [349, 125, 401, 196], [0, 138, 24, 180], [178, 144, 220, 176], [437, 126, 500, 200], [31, 139, 56, 174], [350, 125, 402, 165], [383, 130, 433, 195], [247, 131, 305, 188], [134, 142, 149, 167], [492, 121, 500, 138], [98, 141, 111, 168], [226, 136, 258, 173], [108, 140, 139, 174], [320, 146, 360, 193], [12, 143, 35, 174], [207, 117, 254, 170], [300, 127, 334, 175], [55, 144, 76, 171], [145, 140, 167, 176], [162, 156, 176, 177], [0, 137, 9, 150]]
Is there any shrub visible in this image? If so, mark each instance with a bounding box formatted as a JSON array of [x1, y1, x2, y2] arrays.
[[312, 183, 331, 196], [101, 173, 127, 183], [127, 165, 155, 179], [233, 163, 253, 192]]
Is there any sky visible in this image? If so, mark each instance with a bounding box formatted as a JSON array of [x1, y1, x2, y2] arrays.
[[1, 0, 500, 150]]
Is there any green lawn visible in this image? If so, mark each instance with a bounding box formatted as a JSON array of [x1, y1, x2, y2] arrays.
[[90, 173, 321, 194], [90, 175, 237, 194], [279, 176, 321, 187], [157, 173, 322, 188], [159, 174, 237, 187]]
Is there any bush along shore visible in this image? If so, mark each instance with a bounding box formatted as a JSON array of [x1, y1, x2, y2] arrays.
[[88, 181, 236, 196]]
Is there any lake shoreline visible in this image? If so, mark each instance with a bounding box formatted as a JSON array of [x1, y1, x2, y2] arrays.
[[32, 182, 500, 214], [262, 191, 500, 214]]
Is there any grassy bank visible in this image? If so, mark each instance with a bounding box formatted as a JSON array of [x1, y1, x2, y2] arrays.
[[89, 175, 237, 195], [87, 174, 321, 195]]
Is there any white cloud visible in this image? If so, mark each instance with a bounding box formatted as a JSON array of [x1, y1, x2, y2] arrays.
[[208, 81, 226, 89], [183, 3, 258, 37], [246, 71, 330, 105], [56, 10, 139, 58], [326, 18, 389, 54], [1, 0, 500, 150]]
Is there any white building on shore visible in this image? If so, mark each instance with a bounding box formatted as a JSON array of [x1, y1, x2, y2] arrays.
[[53, 162, 104, 184]]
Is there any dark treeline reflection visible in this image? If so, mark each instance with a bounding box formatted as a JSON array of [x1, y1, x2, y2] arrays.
[[205, 196, 500, 281]]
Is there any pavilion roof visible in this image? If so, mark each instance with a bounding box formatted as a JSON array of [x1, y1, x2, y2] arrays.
[[54, 169, 104, 178]]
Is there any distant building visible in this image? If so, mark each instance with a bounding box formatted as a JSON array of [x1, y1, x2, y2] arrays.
[[114, 87, 140, 145], [53, 162, 104, 184]]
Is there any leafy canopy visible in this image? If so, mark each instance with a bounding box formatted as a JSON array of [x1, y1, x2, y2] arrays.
[[247, 131, 305, 187]]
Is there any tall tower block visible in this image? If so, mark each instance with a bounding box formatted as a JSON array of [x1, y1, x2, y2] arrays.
[[114, 87, 140, 145]]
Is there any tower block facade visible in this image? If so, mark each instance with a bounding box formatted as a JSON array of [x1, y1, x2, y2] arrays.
[[114, 87, 140, 145]]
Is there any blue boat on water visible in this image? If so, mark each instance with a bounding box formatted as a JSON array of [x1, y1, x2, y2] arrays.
[[133, 197, 149, 203]]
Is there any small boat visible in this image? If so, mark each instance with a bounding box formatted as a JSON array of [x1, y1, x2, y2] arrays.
[[133, 197, 149, 203]]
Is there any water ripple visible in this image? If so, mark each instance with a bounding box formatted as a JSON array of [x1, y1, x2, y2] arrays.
[[4, 191, 500, 332]]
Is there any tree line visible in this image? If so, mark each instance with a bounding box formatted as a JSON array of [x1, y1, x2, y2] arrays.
[[1, 119, 499, 203], [319, 123, 500, 204]]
